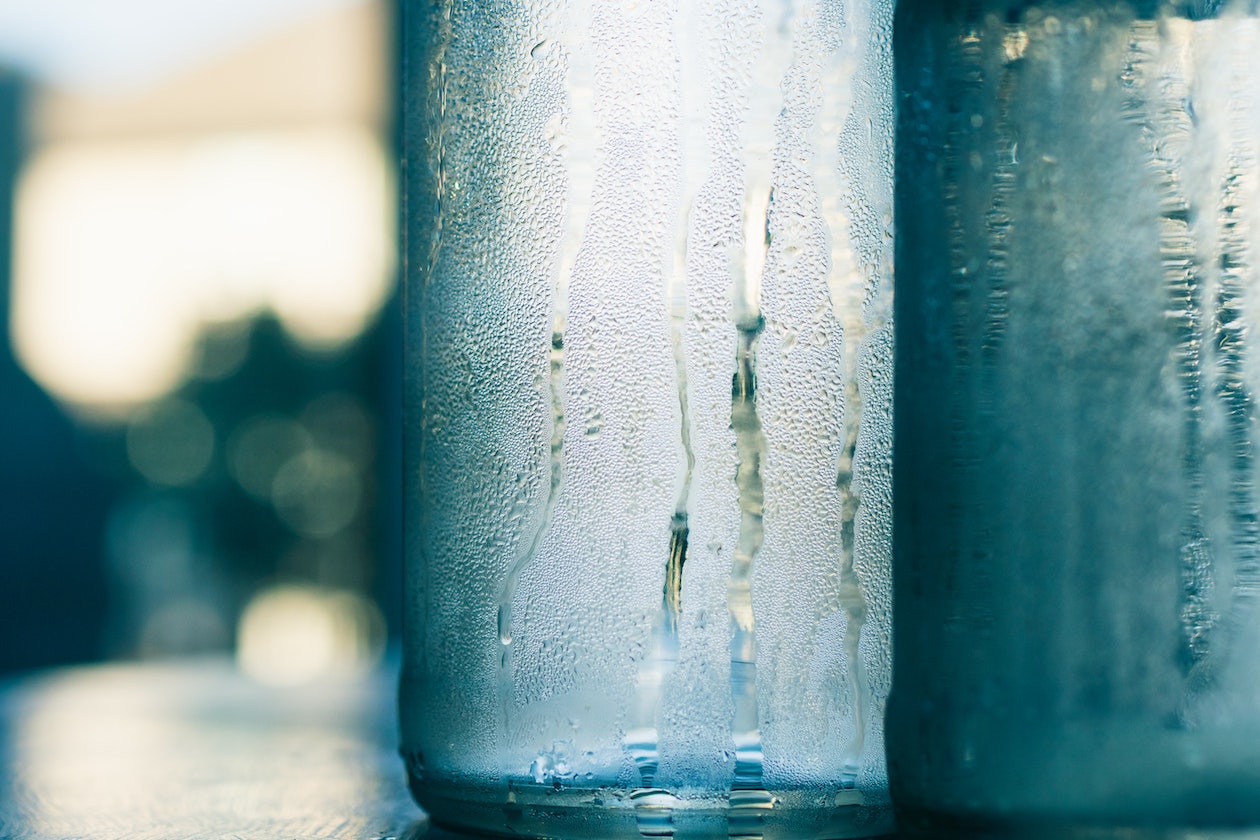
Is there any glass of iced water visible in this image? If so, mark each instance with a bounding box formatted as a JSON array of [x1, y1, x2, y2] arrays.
[[399, 0, 895, 837], [892, 0, 1260, 832]]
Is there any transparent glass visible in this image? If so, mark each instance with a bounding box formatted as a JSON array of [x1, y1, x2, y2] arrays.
[[400, 0, 895, 837], [892, 0, 1260, 833]]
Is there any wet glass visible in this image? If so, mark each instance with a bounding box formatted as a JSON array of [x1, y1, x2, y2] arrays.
[[892, 0, 1260, 832], [400, 0, 895, 837]]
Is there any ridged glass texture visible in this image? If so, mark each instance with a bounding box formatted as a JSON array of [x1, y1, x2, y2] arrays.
[[893, 0, 1260, 832], [400, 0, 893, 837]]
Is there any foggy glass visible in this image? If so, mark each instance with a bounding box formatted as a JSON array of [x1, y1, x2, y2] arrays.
[[401, 0, 894, 837], [892, 0, 1260, 830]]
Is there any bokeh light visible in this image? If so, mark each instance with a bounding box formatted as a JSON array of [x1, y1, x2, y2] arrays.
[[103, 494, 232, 659], [125, 399, 216, 487], [236, 584, 385, 686], [272, 448, 362, 539], [227, 414, 312, 501]]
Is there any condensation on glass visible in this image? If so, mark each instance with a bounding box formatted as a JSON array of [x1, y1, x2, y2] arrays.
[[401, 0, 893, 837], [893, 0, 1260, 832]]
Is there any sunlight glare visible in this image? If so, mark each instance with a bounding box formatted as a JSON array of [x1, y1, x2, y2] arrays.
[[11, 126, 393, 414]]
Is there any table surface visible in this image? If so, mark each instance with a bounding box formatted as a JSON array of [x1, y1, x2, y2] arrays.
[[8, 657, 1164, 840], [0, 654, 430, 840]]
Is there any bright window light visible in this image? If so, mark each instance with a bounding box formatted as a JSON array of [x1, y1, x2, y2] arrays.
[[11, 125, 394, 415]]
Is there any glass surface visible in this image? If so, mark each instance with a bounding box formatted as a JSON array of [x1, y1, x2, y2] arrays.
[[892, 0, 1260, 831], [400, 0, 894, 837]]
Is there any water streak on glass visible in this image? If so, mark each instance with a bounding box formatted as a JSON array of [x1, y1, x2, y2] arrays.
[[1118, 20, 1219, 674], [497, 325, 566, 739], [729, 313, 767, 793]]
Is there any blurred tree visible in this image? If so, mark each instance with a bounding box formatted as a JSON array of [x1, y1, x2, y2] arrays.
[[0, 70, 111, 673]]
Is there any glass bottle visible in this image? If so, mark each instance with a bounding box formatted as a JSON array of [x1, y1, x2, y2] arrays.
[[892, 0, 1260, 831], [400, 0, 895, 837]]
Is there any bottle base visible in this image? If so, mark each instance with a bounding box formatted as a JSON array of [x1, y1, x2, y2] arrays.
[[410, 774, 893, 840]]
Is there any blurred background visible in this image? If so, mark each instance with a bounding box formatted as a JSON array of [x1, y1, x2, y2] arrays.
[[0, 0, 401, 685]]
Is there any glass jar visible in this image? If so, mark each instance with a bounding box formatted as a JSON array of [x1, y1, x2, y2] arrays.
[[400, 0, 895, 837], [892, 0, 1260, 832]]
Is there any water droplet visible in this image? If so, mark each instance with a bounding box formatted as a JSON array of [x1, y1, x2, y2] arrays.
[[498, 603, 512, 645]]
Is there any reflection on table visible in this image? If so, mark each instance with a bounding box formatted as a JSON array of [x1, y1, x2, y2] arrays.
[[0, 654, 421, 840]]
